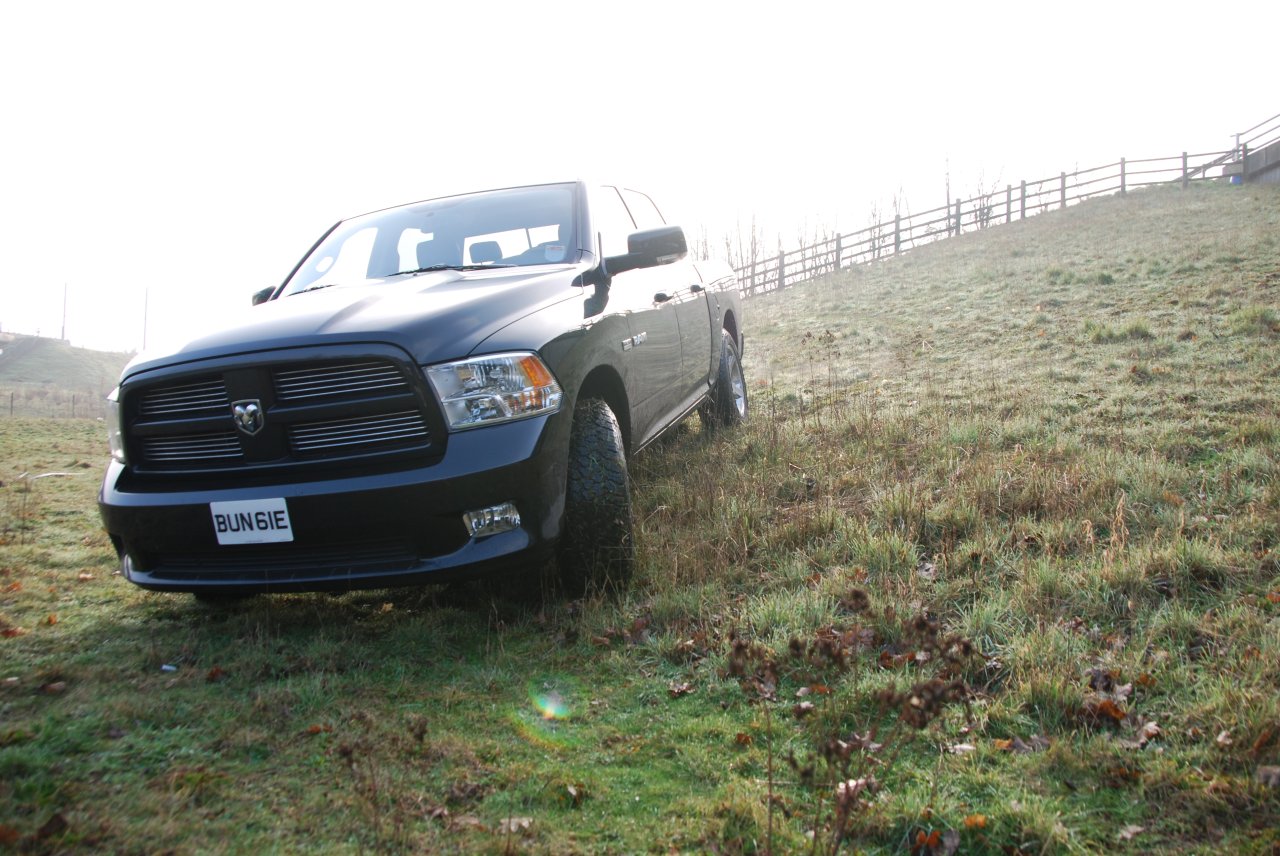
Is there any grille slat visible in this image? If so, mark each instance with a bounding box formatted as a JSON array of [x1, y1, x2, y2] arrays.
[[274, 362, 408, 401], [291, 412, 428, 454], [141, 433, 243, 462], [139, 379, 229, 417]]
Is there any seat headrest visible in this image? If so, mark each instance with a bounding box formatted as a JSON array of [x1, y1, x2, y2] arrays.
[[469, 241, 503, 265]]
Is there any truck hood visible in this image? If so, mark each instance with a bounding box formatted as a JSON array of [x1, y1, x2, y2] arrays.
[[122, 265, 584, 379]]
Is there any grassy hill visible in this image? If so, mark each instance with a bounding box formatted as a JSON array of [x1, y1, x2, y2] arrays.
[[0, 336, 130, 417], [0, 183, 1277, 853]]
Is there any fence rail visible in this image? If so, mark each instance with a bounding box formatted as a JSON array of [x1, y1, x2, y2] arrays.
[[734, 116, 1280, 298]]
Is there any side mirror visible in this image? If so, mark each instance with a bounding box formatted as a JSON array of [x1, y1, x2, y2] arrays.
[[604, 225, 687, 277], [251, 286, 276, 306]]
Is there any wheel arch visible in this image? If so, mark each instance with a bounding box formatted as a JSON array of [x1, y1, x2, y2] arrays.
[[575, 365, 631, 455]]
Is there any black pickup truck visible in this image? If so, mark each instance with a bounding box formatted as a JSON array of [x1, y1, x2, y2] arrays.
[[98, 181, 746, 597]]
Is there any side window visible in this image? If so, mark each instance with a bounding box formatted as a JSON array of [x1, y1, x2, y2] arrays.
[[620, 189, 666, 230], [594, 187, 636, 257]]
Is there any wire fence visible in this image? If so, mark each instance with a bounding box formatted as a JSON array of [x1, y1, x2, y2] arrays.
[[735, 113, 1280, 298], [2, 386, 109, 420]]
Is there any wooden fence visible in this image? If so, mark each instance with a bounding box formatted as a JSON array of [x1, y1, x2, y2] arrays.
[[734, 113, 1280, 298]]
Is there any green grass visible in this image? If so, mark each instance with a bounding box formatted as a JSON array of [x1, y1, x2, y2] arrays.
[[2, 183, 1280, 853]]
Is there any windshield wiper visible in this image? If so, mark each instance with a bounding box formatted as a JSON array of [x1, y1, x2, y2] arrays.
[[293, 283, 341, 295], [390, 263, 517, 276]]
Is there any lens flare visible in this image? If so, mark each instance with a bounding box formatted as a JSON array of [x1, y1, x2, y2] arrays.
[[532, 689, 569, 720], [510, 678, 580, 751]]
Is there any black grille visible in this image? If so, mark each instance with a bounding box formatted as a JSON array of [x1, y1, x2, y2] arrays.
[[125, 354, 435, 474]]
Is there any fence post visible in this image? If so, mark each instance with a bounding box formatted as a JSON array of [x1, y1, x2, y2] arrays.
[[1120, 158, 1126, 194], [1005, 185, 1012, 223], [1020, 181, 1026, 219], [750, 258, 758, 295], [954, 199, 961, 236], [1060, 173, 1067, 209], [834, 234, 842, 271], [1181, 152, 1189, 189], [1242, 143, 1250, 181], [777, 250, 785, 292], [894, 215, 901, 254]]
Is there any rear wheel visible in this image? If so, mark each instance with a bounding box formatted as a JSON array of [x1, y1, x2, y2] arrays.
[[702, 329, 748, 428], [559, 398, 634, 593]]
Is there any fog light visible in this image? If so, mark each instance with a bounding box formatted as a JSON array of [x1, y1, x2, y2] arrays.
[[463, 502, 521, 538]]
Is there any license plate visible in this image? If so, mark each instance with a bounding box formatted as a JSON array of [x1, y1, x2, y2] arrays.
[[210, 498, 294, 545]]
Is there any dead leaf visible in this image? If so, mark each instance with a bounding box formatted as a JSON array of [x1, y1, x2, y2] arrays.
[[497, 816, 533, 835], [305, 724, 333, 736], [77, 573, 94, 582], [35, 812, 68, 841], [1011, 735, 1051, 753], [0, 825, 19, 846], [734, 732, 753, 747], [424, 805, 449, 821], [667, 681, 694, 699], [589, 635, 612, 647], [450, 814, 486, 831], [879, 650, 917, 669], [1249, 726, 1276, 756], [39, 681, 67, 695], [1, 627, 27, 638], [1216, 730, 1233, 747], [1084, 698, 1127, 724], [963, 814, 987, 829], [2, 581, 20, 593], [1256, 766, 1280, 787], [1118, 825, 1145, 841], [947, 743, 977, 755], [624, 617, 650, 645], [793, 701, 816, 719], [1266, 591, 1280, 604], [43, 614, 58, 627], [206, 666, 228, 683]]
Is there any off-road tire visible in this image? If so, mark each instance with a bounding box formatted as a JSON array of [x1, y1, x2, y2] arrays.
[[560, 398, 634, 593], [702, 329, 748, 429]]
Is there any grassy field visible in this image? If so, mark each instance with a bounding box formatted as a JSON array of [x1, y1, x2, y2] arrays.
[[1, 183, 1278, 853]]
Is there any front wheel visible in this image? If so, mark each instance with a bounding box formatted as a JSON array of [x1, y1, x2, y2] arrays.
[[702, 329, 748, 429], [559, 398, 634, 593]]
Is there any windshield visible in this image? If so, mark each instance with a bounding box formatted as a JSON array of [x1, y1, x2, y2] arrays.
[[281, 183, 578, 296]]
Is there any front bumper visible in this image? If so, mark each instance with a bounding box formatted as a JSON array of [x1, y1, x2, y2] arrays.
[[98, 414, 567, 593]]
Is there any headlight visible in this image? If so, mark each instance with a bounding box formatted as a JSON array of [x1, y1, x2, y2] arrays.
[[105, 387, 126, 464], [426, 352, 562, 430]]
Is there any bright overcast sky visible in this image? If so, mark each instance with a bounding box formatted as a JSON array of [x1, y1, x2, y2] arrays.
[[1, 0, 1273, 353]]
